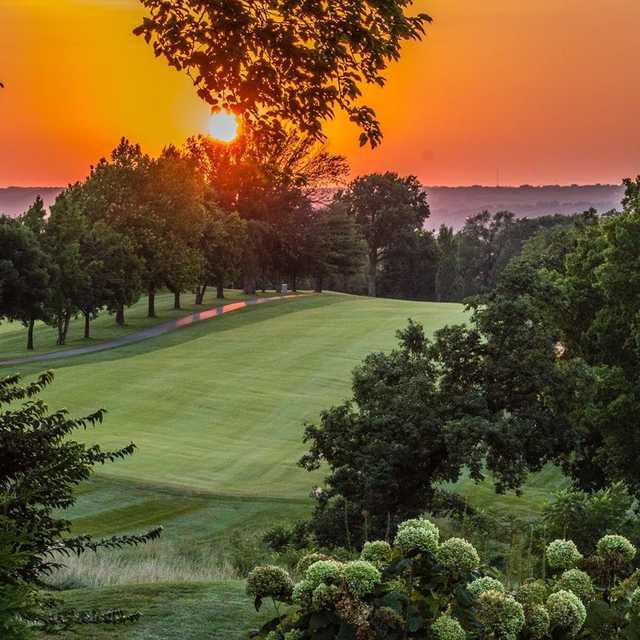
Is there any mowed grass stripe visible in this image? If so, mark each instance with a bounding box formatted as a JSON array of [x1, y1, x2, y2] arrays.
[[15, 294, 468, 500]]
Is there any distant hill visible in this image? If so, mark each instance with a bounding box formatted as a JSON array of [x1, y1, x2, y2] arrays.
[[425, 184, 625, 230], [0, 184, 625, 228], [0, 187, 63, 217]]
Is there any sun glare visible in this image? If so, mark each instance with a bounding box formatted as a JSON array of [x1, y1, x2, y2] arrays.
[[207, 111, 240, 143]]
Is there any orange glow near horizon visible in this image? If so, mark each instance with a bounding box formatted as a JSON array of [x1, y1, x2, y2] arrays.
[[1, 1, 640, 187], [207, 111, 240, 143]]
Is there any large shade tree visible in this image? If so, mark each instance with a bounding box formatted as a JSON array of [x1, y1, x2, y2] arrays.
[[134, 0, 431, 146], [185, 130, 348, 292], [82, 139, 151, 325], [335, 172, 430, 297], [196, 204, 247, 302]]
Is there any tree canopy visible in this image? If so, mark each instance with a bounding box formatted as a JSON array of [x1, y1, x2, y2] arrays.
[[134, 0, 431, 146]]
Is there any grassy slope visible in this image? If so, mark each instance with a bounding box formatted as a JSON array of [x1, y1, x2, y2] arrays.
[[10, 293, 468, 499], [25, 293, 564, 639], [41, 582, 274, 640], [0, 289, 280, 359]]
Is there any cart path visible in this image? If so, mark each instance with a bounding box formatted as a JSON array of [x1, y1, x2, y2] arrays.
[[0, 295, 304, 367]]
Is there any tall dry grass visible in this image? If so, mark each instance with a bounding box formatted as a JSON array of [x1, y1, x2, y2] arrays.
[[43, 541, 240, 590]]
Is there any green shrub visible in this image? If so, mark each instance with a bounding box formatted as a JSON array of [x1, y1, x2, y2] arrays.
[[246, 519, 640, 639], [229, 534, 275, 577]]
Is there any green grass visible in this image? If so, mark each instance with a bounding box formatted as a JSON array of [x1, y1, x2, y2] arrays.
[[9, 293, 469, 499], [0, 289, 280, 359], [449, 465, 567, 520], [38, 582, 274, 640], [64, 476, 309, 542], [21, 292, 567, 638]]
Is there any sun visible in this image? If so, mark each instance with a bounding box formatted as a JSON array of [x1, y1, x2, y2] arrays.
[[207, 110, 240, 143]]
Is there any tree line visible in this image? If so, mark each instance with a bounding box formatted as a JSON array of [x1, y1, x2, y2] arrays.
[[0, 131, 364, 349], [1, 125, 621, 353]]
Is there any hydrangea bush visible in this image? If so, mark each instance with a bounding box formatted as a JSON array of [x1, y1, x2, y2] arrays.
[[247, 523, 640, 639]]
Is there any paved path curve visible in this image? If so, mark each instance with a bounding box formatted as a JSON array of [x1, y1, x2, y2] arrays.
[[0, 295, 301, 367]]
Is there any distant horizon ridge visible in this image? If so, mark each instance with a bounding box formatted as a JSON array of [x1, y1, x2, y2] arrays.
[[0, 184, 625, 230]]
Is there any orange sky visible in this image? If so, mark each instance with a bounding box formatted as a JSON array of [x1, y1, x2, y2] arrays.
[[1, 0, 639, 187]]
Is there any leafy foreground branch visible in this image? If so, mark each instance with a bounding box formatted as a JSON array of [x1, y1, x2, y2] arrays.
[[0, 372, 162, 638], [246, 517, 640, 640]]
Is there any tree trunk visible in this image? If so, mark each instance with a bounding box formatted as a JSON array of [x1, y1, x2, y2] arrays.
[[195, 285, 206, 305], [216, 283, 224, 299], [56, 316, 64, 346], [62, 312, 71, 344], [314, 275, 323, 293], [116, 303, 125, 326], [173, 291, 181, 310], [27, 318, 35, 351], [367, 251, 378, 297], [292, 272, 298, 293], [83, 312, 91, 339], [243, 275, 256, 295], [148, 288, 156, 318], [57, 311, 71, 345]]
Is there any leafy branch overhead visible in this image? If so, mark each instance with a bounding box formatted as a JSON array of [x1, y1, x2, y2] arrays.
[[134, 0, 432, 146]]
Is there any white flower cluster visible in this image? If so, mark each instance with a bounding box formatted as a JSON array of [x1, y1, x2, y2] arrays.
[[556, 569, 594, 603], [436, 537, 480, 577], [545, 539, 583, 571], [343, 560, 381, 597], [431, 614, 466, 640], [305, 559, 343, 588], [546, 589, 587, 638], [394, 517, 439, 553], [467, 576, 505, 599], [524, 605, 550, 640], [596, 534, 637, 564], [360, 540, 392, 566], [477, 589, 525, 640]]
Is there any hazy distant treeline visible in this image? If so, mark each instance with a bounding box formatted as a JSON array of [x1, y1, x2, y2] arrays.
[[1, 184, 625, 227]]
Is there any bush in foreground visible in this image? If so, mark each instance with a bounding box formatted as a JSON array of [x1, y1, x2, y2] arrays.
[[246, 519, 640, 639]]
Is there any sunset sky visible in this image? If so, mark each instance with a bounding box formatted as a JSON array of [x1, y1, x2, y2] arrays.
[[1, 0, 639, 187]]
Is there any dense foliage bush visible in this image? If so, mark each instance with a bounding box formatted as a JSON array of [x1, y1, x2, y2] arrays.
[[246, 518, 640, 639], [0, 372, 161, 633], [537, 483, 640, 557]]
